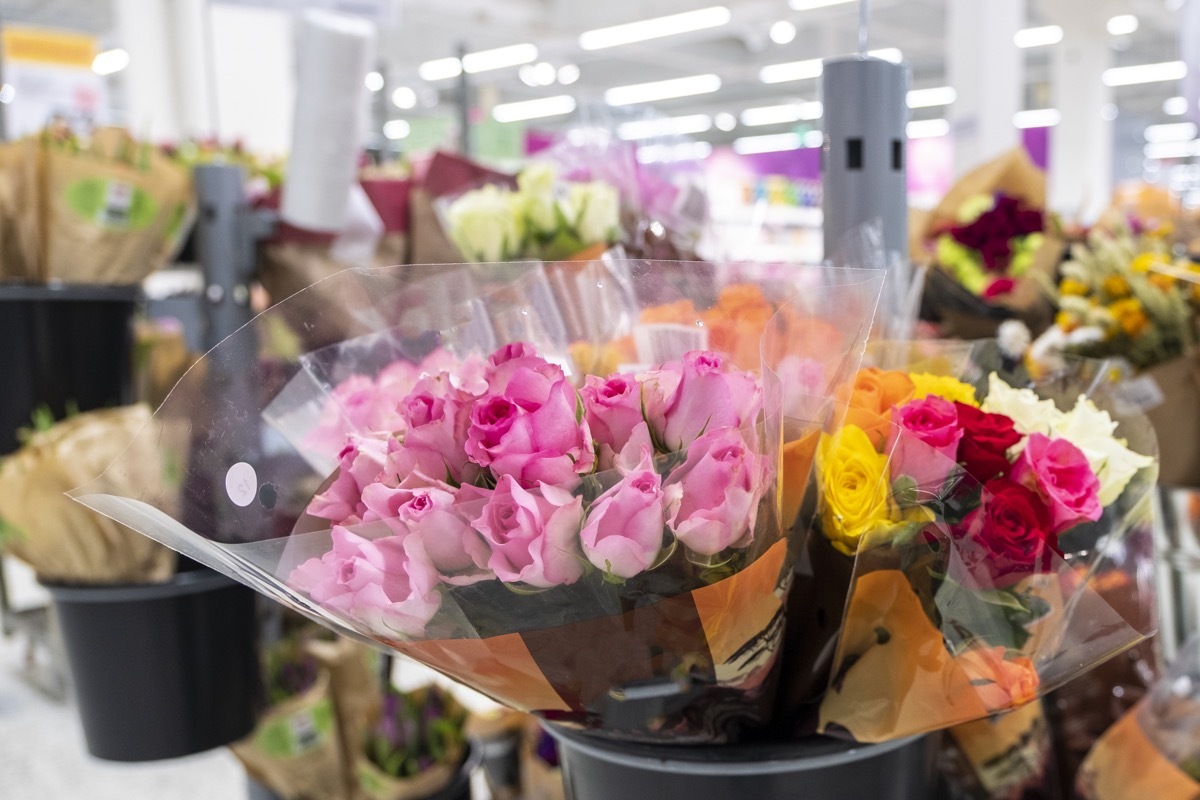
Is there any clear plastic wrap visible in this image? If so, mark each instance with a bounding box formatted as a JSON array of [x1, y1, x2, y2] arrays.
[[1077, 635, 1200, 799], [73, 259, 885, 744], [774, 341, 1159, 743]]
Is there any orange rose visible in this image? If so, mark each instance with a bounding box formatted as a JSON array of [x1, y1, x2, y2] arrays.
[[836, 368, 915, 449], [956, 645, 1040, 712], [639, 299, 699, 325]]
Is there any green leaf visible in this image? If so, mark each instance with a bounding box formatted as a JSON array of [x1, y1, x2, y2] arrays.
[[891, 475, 919, 507]]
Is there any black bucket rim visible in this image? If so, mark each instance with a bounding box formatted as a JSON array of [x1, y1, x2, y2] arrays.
[[544, 724, 924, 776], [0, 283, 142, 302], [42, 568, 238, 603]]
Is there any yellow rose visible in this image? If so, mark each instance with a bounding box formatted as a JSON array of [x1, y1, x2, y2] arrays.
[[1056, 310, 1080, 333], [816, 425, 893, 556], [1131, 253, 1166, 274], [909, 373, 979, 407], [1149, 273, 1176, 292]]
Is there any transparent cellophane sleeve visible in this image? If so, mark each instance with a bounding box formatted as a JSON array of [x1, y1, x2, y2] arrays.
[[778, 341, 1159, 743], [1077, 635, 1200, 800], [73, 259, 884, 743]]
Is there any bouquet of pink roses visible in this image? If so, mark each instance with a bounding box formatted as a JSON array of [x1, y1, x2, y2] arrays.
[[74, 259, 886, 744]]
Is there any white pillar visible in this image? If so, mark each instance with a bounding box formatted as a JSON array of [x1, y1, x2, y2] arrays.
[[113, 0, 181, 140], [1047, 5, 1113, 222], [947, 0, 1024, 176], [168, 0, 216, 138]]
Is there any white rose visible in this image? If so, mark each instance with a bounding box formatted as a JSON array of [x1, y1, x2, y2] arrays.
[[568, 181, 620, 246], [1051, 396, 1154, 505], [447, 184, 523, 262], [981, 374, 1064, 437], [517, 163, 560, 235]]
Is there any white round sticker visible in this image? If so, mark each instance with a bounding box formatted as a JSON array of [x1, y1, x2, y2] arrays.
[[225, 462, 258, 508]]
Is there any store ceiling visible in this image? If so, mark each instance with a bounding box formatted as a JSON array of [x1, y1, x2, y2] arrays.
[[0, 0, 1188, 145]]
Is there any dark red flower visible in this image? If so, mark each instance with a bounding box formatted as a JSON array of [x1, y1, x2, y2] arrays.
[[953, 478, 1060, 589], [954, 402, 1022, 482], [982, 278, 1016, 299]]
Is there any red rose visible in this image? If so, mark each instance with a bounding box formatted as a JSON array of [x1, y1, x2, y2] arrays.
[[982, 278, 1016, 299], [953, 478, 1060, 589], [955, 402, 1022, 482]]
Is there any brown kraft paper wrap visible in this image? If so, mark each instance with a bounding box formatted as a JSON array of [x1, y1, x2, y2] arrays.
[[231, 670, 348, 800], [1076, 706, 1200, 800], [306, 638, 381, 800], [1140, 350, 1200, 489]]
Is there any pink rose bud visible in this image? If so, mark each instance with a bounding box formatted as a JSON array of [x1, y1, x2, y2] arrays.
[[473, 476, 585, 588], [886, 396, 964, 496], [360, 478, 490, 575], [582, 373, 646, 470], [396, 374, 478, 484], [654, 351, 763, 453], [466, 373, 595, 488], [288, 526, 442, 637], [307, 435, 389, 526], [580, 451, 666, 579], [1010, 433, 1102, 533], [665, 428, 768, 556], [485, 342, 556, 397]]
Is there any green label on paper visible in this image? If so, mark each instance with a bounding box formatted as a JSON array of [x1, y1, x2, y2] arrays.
[[254, 697, 334, 758], [65, 178, 157, 231]]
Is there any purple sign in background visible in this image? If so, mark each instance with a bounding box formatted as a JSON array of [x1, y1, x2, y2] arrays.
[[1022, 126, 1050, 170]]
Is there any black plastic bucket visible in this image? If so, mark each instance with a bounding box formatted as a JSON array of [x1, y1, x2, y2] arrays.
[[546, 726, 937, 800], [44, 567, 260, 762], [0, 284, 138, 454]]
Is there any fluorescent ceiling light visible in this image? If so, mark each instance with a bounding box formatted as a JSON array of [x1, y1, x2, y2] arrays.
[[618, 114, 713, 140], [1164, 96, 1189, 116], [1107, 15, 1138, 35], [760, 58, 822, 84], [739, 101, 823, 127], [580, 7, 731, 50], [907, 118, 950, 139], [1103, 61, 1187, 86], [1145, 140, 1200, 159], [557, 64, 580, 85], [907, 86, 956, 108], [493, 94, 576, 123], [391, 87, 417, 109], [383, 120, 411, 140], [462, 43, 537, 74], [870, 48, 903, 63], [714, 112, 737, 131], [605, 74, 722, 106], [770, 21, 797, 44], [802, 129, 824, 147], [0, 84, 14, 104], [1014, 25, 1063, 48], [733, 132, 801, 154], [419, 57, 462, 81], [790, 0, 855, 9], [92, 48, 129, 76], [1145, 122, 1197, 143], [637, 141, 713, 164], [365, 71, 384, 92], [1013, 109, 1061, 128]]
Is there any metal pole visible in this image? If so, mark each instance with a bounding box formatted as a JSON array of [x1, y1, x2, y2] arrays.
[[457, 42, 471, 157], [857, 0, 870, 57]]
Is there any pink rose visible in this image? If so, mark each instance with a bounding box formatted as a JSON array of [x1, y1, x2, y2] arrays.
[[650, 351, 763, 452], [288, 526, 441, 637], [580, 450, 666, 579], [886, 396, 964, 494], [472, 476, 585, 587], [664, 428, 769, 555], [395, 374, 478, 484], [305, 375, 404, 459], [582, 373, 646, 468], [465, 367, 595, 488], [776, 356, 828, 421], [307, 436, 389, 525], [484, 343, 555, 395], [360, 479, 490, 576], [1010, 433, 1102, 533]]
